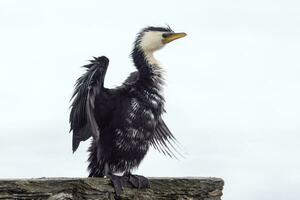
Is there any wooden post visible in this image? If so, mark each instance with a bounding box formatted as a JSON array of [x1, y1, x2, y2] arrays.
[[0, 177, 224, 199]]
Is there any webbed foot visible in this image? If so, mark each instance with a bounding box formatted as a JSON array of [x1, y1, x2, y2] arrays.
[[106, 174, 126, 196], [126, 174, 150, 189]]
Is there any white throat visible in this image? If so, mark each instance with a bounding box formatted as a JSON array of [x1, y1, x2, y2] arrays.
[[138, 31, 164, 70], [144, 51, 159, 67]]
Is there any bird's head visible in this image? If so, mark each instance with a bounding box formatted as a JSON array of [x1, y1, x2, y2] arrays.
[[134, 26, 187, 53]]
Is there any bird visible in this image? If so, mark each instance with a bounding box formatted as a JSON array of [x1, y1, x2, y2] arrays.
[[69, 26, 187, 194]]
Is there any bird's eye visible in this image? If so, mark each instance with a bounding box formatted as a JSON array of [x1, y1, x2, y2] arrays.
[[162, 33, 172, 38]]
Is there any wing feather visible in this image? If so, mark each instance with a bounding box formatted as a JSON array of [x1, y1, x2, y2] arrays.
[[69, 56, 109, 152], [151, 118, 184, 158]]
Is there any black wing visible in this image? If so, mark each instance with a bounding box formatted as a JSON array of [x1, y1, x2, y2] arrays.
[[70, 56, 109, 152], [151, 118, 183, 158]]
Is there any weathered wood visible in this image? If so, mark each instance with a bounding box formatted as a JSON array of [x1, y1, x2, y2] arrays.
[[0, 177, 224, 200]]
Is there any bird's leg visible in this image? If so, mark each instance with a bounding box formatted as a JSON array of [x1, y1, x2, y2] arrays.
[[123, 171, 150, 189], [103, 163, 110, 178], [103, 163, 125, 196]]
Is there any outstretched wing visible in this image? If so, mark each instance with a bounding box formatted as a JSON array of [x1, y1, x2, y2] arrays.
[[70, 56, 109, 152], [151, 118, 183, 158]]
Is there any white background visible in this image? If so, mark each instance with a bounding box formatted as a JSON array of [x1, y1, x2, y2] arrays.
[[1, 1, 300, 199]]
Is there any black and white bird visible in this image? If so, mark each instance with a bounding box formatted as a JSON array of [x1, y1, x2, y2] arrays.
[[69, 26, 186, 193]]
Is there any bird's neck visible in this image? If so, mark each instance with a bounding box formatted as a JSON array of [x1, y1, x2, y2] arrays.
[[132, 47, 165, 91]]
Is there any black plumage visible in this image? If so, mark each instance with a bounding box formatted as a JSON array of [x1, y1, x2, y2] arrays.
[[69, 26, 185, 184]]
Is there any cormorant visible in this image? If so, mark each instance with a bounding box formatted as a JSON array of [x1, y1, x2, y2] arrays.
[[69, 26, 187, 194]]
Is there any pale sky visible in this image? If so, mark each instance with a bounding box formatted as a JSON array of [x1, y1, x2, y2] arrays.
[[1, 1, 300, 200]]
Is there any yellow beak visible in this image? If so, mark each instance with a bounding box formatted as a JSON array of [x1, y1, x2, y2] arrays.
[[162, 32, 187, 44]]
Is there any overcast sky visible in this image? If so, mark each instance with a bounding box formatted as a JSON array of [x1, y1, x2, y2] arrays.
[[1, 0, 300, 200]]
